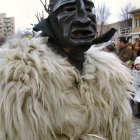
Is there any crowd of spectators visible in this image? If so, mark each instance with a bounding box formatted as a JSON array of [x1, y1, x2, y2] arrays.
[[104, 35, 140, 119]]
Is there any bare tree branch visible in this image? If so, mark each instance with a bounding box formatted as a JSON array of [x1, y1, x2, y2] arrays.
[[95, 3, 111, 36], [35, 11, 44, 22], [39, 0, 50, 13], [119, 3, 136, 20]]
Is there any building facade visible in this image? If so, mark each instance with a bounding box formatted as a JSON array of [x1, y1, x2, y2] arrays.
[[96, 19, 132, 42], [128, 8, 140, 42], [0, 13, 15, 41], [97, 8, 140, 43]]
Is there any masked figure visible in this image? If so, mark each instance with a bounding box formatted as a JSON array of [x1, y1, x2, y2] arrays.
[[34, 0, 116, 71], [0, 0, 134, 140]]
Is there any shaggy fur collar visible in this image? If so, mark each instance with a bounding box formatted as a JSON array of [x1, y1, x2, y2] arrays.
[[0, 37, 134, 140]]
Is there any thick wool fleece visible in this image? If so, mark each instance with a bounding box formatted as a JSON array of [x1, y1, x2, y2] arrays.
[[0, 37, 134, 140]]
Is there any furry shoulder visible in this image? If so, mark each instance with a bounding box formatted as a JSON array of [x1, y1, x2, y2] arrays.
[[83, 47, 135, 98], [0, 37, 78, 140]]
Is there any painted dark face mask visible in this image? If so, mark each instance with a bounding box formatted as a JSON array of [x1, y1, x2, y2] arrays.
[[49, 0, 96, 49], [33, 0, 116, 71]]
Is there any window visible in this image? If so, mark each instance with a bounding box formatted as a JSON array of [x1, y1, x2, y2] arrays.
[[4, 23, 8, 25], [4, 18, 10, 22], [135, 19, 137, 27], [139, 18, 140, 27]]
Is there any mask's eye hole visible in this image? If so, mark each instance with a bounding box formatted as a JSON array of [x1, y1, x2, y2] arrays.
[[65, 7, 76, 12], [86, 8, 92, 12]]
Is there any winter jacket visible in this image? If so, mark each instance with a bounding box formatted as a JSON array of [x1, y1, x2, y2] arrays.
[[117, 45, 134, 62], [132, 69, 140, 102]]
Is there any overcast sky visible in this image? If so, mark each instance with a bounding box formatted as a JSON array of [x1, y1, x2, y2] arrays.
[[0, 0, 140, 32]]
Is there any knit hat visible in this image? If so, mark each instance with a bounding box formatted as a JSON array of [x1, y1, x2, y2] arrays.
[[125, 60, 134, 68], [134, 56, 140, 66]]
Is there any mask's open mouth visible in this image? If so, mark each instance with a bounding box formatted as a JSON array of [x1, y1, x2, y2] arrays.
[[71, 30, 95, 39]]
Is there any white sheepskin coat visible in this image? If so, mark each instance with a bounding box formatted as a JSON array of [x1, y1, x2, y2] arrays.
[[0, 37, 134, 140]]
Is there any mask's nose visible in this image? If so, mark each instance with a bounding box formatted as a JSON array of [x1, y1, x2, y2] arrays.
[[75, 0, 91, 24]]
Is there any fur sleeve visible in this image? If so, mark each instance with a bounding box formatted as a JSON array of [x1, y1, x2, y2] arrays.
[[0, 37, 58, 140], [84, 48, 134, 98], [82, 48, 135, 140]]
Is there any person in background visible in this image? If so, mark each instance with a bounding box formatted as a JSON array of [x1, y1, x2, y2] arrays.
[[133, 56, 140, 119], [125, 60, 134, 69], [117, 37, 134, 62], [127, 42, 133, 50], [104, 43, 116, 53], [132, 42, 140, 61]]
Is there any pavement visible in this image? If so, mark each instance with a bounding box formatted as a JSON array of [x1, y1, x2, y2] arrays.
[[130, 117, 140, 140]]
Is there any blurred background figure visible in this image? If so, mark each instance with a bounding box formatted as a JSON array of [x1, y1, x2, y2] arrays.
[[104, 43, 116, 53], [132, 42, 140, 61], [125, 60, 134, 69], [133, 56, 140, 119], [116, 37, 133, 63], [127, 42, 133, 50]]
